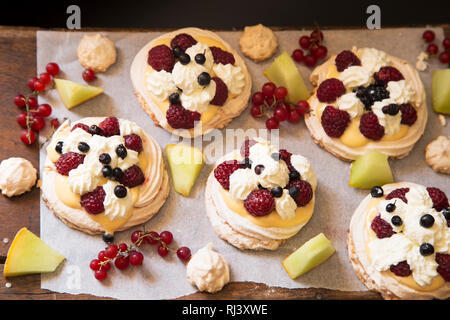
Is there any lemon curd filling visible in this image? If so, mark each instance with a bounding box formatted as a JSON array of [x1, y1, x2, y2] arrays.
[[363, 197, 445, 291]]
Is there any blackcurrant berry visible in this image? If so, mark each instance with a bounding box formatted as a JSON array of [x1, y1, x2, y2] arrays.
[[102, 233, 114, 244], [102, 166, 113, 178], [254, 164, 265, 175], [370, 186, 384, 198], [114, 185, 127, 198], [419, 243, 434, 256], [391, 215, 402, 226], [271, 187, 283, 198], [99, 153, 111, 164], [289, 186, 299, 198], [172, 45, 183, 58], [179, 53, 190, 65], [195, 53, 206, 65], [420, 214, 435, 228], [115, 144, 127, 159], [169, 92, 181, 105], [386, 203, 396, 213], [78, 142, 90, 153], [112, 167, 124, 180], [197, 72, 211, 86], [289, 170, 300, 181], [55, 141, 63, 154]]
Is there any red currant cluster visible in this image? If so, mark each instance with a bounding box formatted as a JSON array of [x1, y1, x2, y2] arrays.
[[292, 28, 328, 67], [422, 30, 450, 64], [82, 68, 96, 83], [250, 82, 310, 130], [14, 62, 61, 145], [89, 230, 192, 281]]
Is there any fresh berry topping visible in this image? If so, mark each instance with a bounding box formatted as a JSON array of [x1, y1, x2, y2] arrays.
[[99, 153, 111, 164], [112, 167, 124, 180], [436, 253, 450, 282], [177, 247, 191, 262], [55, 141, 63, 154], [354, 84, 390, 110], [399, 103, 417, 126], [370, 214, 395, 239], [102, 166, 113, 178], [288, 179, 313, 207], [420, 243, 434, 256], [390, 261, 412, 277], [386, 188, 410, 203], [197, 72, 211, 86], [166, 104, 201, 129], [240, 139, 257, 158], [178, 53, 191, 65], [147, 45, 175, 72], [279, 149, 295, 171], [124, 134, 143, 153], [359, 111, 385, 140], [80, 186, 106, 214], [98, 117, 120, 137], [386, 203, 396, 213], [254, 164, 265, 175], [114, 185, 127, 198], [382, 104, 400, 116], [391, 215, 403, 226], [335, 50, 361, 72], [271, 186, 283, 198], [210, 46, 235, 65], [210, 77, 228, 106], [374, 66, 404, 85], [118, 165, 145, 188], [89, 125, 103, 135], [426, 187, 449, 212], [320, 105, 351, 138], [420, 214, 435, 228], [371, 186, 384, 198], [195, 53, 206, 65], [170, 33, 197, 51], [316, 78, 345, 103], [55, 152, 85, 176], [214, 160, 242, 190], [244, 189, 275, 217], [169, 92, 181, 105], [78, 142, 90, 153], [102, 233, 114, 244]]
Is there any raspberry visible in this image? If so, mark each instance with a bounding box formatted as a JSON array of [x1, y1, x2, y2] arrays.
[[166, 104, 201, 129], [210, 46, 235, 65], [390, 261, 412, 277], [98, 117, 120, 137], [354, 84, 390, 111], [288, 179, 313, 207], [80, 186, 105, 214], [210, 77, 228, 106], [170, 33, 197, 51], [374, 66, 404, 85], [399, 103, 417, 126], [214, 160, 242, 190], [279, 149, 295, 171], [316, 78, 346, 103], [124, 134, 143, 153], [436, 253, 450, 282], [359, 112, 384, 140], [385, 188, 410, 203], [240, 139, 257, 158], [119, 165, 145, 188], [426, 187, 449, 212], [55, 152, 85, 176], [147, 44, 175, 72], [335, 50, 361, 72], [370, 214, 395, 239], [244, 189, 275, 217], [71, 123, 90, 133], [321, 105, 351, 138]]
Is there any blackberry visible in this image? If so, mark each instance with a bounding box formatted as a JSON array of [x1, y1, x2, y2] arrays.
[[354, 84, 390, 111]]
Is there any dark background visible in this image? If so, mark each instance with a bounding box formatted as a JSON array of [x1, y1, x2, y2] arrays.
[[1, 0, 449, 29]]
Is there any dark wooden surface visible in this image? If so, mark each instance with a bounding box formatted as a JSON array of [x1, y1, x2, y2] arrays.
[[0, 25, 447, 300]]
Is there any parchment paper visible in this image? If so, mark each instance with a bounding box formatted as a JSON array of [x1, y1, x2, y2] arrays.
[[37, 27, 449, 299]]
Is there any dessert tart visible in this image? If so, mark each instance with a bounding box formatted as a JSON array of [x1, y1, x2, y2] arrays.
[[205, 139, 317, 250], [130, 27, 252, 138], [41, 117, 170, 236], [305, 47, 427, 161], [348, 182, 450, 299]]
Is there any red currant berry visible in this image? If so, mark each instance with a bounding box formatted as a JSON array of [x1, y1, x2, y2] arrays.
[[98, 250, 108, 262], [94, 269, 107, 281], [251, 92, 265, 106], [101, 261, 111, 271], [310, 29, 324, 43], [288, 110, 301, 123], [105, 244, 118, 259], [177, 247, 191, 262], [129, 251, 144, 265], [265, 117, 279, 130], [250, 105, 262, 118], [439, 52, 450, 64], [274, 105, 289, 122], [144, 231, 159, 245], [443, 37, 450, 50], [159, 231, 173, 245], [296, 100, 310, 115], [46, 62, 60, 76], [50, 118, 60, 129], [17, 112, 28, 128], [314, 45, 328, 59], [28, 77, 38, 90], [157, 244, 169, 257], [304, 55, 317, 67], [39, 72, 52, 85], [27, 97, 38, 108], [20, 129, 36, 145], [262, 82, 276, 97], [274, 87, 288, 100], [427, 43, 439, 55], [82, 68, 96, 82], [31, 116, 45, 131], [90, 259, 101, 271], [131, 230, 143, 244], [292, 49, 304, 62], [33, 80, 46, 92], [265, 95, 275, 107], [310, 44, 319, 56], [37, 104, 52, 117], [299, 36, 311, 49], [14, 94, 26, 108], [118, 243, 128, 252], [114, 255, 130, 270], [422, 30, 435, 43]]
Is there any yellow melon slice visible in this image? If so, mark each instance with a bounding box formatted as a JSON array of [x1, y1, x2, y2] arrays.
[[54, 79, 103, 109]]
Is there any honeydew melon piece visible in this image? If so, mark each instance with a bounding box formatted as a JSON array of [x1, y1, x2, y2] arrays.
[[282, 233, 335, 279], [349, 151, 394, 189], [432, 69, 450, 114], [4, 228, 65, 277], [54, 79, 103, 109]]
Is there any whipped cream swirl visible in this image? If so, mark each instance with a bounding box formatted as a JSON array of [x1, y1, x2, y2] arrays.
[[275, 189, 297, 220], [212, 63, 245, 97], [103, 180, 134, 220], [387, 80, 415, 105], [336, 92, 365, 119], [372, 99, 402, 136], [145, 70, 177, 101], [360, 48, 390, 74], [339, 66, 372, 89], [229, 168, 259, 200]]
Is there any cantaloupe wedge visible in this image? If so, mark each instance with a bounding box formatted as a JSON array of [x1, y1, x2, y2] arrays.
[[349, 151, 394, 189], [4, 228, 65, 277], [54, 79, 103, 109], [165, 145, 204, 197]]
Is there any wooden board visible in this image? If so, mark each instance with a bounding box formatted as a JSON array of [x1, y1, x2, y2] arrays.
[[0, 25, 447, 300]]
